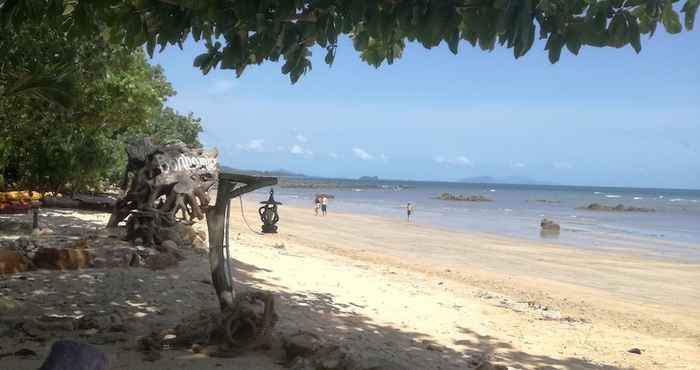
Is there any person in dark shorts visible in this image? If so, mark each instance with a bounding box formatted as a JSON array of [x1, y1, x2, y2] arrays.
[[321, 196, 328, 216], [406, 202, 413, 221]]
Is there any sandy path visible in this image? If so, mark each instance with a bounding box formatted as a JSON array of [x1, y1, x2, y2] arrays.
[[227, 202, 700, 369]]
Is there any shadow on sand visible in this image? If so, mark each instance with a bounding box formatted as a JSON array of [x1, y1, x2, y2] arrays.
[[230, 258, 631, 370]]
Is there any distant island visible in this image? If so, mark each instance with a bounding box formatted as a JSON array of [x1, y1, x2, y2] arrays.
[[433, 193, 492, 202], [458, 176, 557, 186], [358, 176, 379, 181], [220, 166, 307, 178], [280, 178, 414, 190]]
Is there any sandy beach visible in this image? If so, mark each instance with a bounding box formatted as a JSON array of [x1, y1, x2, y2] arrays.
[[228, 203, 700, 369], [1, 204, 699, 369]]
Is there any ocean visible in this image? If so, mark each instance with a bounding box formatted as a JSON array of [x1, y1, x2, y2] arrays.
[[247, 179, 700, 262]]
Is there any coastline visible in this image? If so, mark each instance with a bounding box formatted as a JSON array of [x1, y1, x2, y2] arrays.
[[270, 186, 700, 263]]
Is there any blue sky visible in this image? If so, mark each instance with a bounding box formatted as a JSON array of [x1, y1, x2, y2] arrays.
[[149, 29, 699, 189]]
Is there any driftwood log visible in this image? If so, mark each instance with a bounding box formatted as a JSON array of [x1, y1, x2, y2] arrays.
[[110, 137, 280, 348], [107, 137, 218, 246], [109, 137, 279, 310]]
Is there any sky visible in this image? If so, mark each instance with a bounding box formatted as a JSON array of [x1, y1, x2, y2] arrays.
[[149, 28, 700, 190]]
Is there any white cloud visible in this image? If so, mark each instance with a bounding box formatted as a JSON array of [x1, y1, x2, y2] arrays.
[[553, 161, 573, 170], [352, 148, 374, 160], [236, 139, 265, 152], [295, 134, 308, 143], [211, 79, 238, 94], [434, 155, 473, 166], [290, 144, 313, 156], [512, 162, 526, 168], [454, 156, 472, 166], [329, 152, 340, 159]]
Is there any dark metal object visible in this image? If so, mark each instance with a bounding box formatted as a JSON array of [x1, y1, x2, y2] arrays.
[[207, 172, 277, 309], [258, 189, 281, 234], [32, 205, 39, 230]]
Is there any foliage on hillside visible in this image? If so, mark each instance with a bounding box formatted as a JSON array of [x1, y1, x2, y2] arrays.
[[0, 22, 202, 192]]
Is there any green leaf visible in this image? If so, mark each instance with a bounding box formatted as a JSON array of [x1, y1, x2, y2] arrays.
[[446, 29, 459, 54], [353, 31, 369, 51], [146, 38, 156, 58], [324, 47, 335, 65], [682, 0, 699, 30], [546, 33, 564, 63], [662, 1, 683, 33], [609, 12, 629, 47], [625, 12, 642, 53], [350, 0, 366, 23], [565, 29, 582, 55]]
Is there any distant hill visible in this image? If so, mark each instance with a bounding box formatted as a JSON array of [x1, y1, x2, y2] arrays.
[[458, 176, 557, 185], [358, 176, 379, 181], [220, 166, 308, 178]]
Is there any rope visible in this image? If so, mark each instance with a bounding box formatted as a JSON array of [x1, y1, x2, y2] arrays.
[[239, 195, 264, 235], [223, 200, 234, 300]]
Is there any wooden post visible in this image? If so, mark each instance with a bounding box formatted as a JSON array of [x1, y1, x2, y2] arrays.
[[207, 173, 277, 310]]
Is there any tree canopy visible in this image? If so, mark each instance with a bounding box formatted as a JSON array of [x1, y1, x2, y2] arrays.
[[1, 0, 697, 83], [0, 21, 202, 192]]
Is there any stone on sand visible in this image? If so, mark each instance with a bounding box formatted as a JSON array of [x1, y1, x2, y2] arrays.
[[0, 249, 31, 274], [38, 340, 109, 370], [145, 252, 179, 270]]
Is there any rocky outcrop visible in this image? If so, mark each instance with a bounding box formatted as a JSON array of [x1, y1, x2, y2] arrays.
[[581, 203, 655, 212], [540, 218, 560, 232], [433, 193, 492, 202]]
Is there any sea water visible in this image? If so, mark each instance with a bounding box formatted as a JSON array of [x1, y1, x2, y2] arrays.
[[250, 180, 700, 262]]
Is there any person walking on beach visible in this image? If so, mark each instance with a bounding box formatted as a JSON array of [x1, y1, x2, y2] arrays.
[[406, 202, 414, 222], [321, 196, 328, 216], [314, 196, 321, 216]]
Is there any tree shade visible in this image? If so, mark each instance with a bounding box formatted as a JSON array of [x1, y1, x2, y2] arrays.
[[1, 1, 697, 83]]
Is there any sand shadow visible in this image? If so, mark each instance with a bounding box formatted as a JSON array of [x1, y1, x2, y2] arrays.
[[0, 208, 108, 237], [231, 258, 631, 370]]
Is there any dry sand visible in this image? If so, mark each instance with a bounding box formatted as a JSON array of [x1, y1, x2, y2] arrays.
[[1, 204, 699, 370]]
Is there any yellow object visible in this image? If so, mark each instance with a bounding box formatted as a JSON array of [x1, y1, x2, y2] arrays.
[[0, 190, 44, 205]]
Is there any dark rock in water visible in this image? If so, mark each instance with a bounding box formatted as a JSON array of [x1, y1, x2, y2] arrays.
[[582, 203, 655, 212], [434, 193, 492, 202], [540, 218, 560, 232], [38, 340, 109, 370]]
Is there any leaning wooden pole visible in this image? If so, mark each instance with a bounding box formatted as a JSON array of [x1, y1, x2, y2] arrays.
[[206, 172, 277, 310]]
